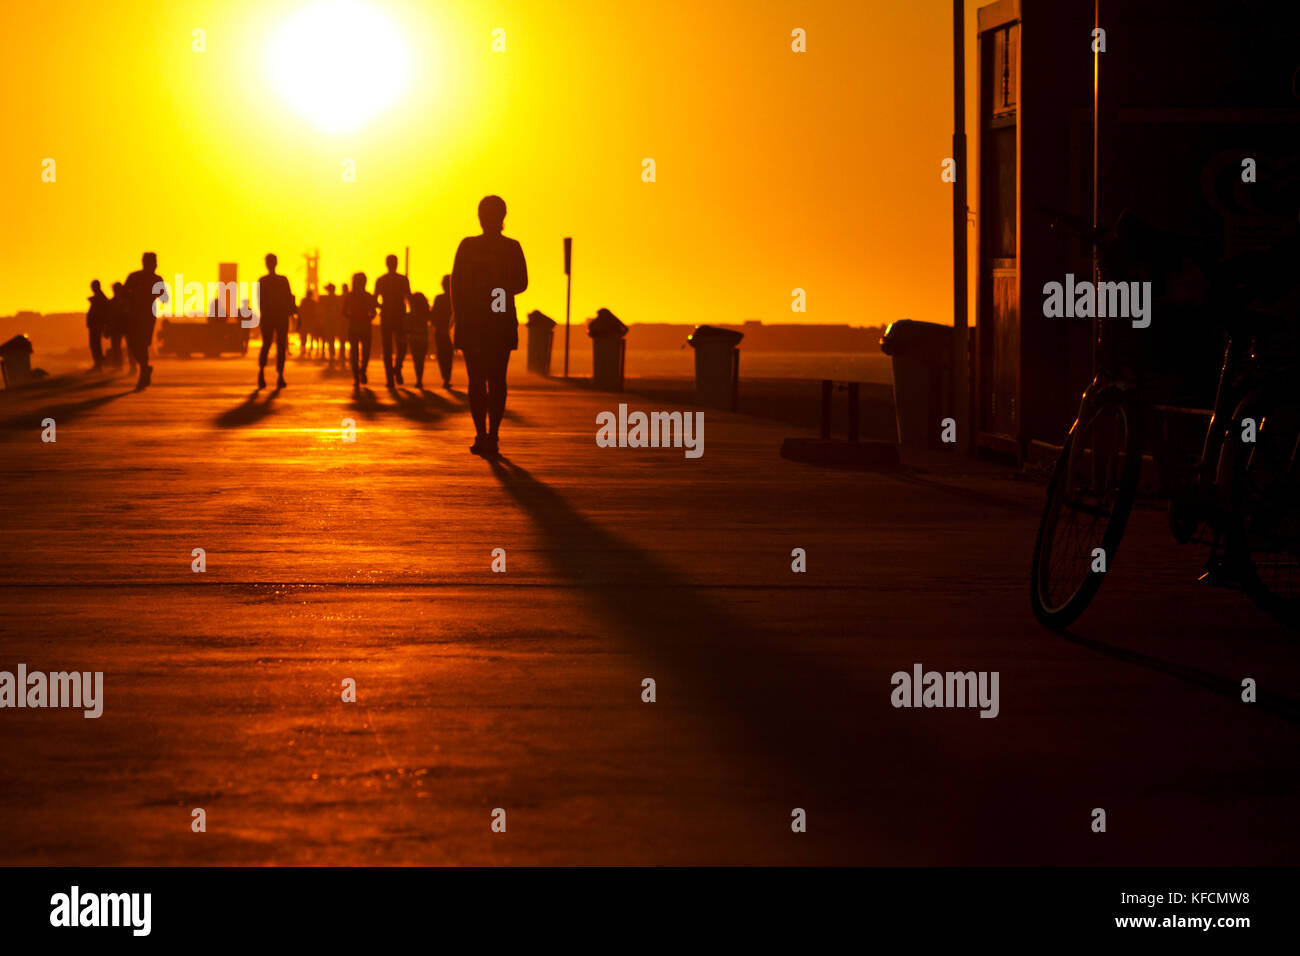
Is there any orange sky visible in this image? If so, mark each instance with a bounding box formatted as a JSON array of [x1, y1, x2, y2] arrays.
[[0, 0, 982, 325]]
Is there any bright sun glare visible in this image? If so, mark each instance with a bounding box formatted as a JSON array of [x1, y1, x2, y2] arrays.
[[267, 0, 411, 134]]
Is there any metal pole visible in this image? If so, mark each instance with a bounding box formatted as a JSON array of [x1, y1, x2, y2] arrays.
[[1092, 0, 1101, 376], [731, 350, 740, 413], [563, 237, 572, 378], [820, 380, 833, 439], [952, 0, 970, 454], [405, 245, 410, 279], [847, 381, 860, 442]]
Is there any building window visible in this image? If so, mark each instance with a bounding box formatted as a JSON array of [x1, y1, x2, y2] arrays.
[[993, 25, 1018, 118]]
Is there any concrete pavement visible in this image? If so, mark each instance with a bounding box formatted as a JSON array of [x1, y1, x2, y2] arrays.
[[1, 354, 1298, 864]]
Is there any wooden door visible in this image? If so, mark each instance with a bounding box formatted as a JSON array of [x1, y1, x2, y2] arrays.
[[977, 18, 1020, 452]]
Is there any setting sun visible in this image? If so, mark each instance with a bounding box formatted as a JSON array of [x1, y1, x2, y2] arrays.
[[0, 0, 928, 329], [267, 0, 412, 133]]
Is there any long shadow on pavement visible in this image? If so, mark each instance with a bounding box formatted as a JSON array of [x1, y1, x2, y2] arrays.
[[1057, 627, 1300, 727], [387, 387, 452, 425], [348, 386, 381, 421], [0, 388, 134, 431], [214, 389, 280, 428], [485, 455, 940, 860], [19, 370, 130, 395]]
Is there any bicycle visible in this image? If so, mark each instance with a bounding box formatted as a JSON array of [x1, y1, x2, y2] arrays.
[[1029, 211, 1300, 630]]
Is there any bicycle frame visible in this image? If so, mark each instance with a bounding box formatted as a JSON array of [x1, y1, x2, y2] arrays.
[[1069, 325, 1245, 539]]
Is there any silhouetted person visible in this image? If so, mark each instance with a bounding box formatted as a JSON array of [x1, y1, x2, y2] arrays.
[[406, 291, 431, 389], [431, 274, 454, 388], [122, 251, 167, 389], [257, 253, 295, 389], [298, 289, 319, 357], [319, 282, 343, 367], [240, 298, 254, 354], [106, 281, 127, 369], [343, 271, 376, 388], [374, 254, 411, 387], [452, 195, 527, 456], [339, 283, 351, 367], [86, 280, 108, 372]]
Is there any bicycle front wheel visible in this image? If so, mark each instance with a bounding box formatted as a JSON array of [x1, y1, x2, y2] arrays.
[[1031, 386, 1145, 629]]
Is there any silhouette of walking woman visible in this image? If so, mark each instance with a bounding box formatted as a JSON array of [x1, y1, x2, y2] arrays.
[[452, 196, 527, 457], [106, 281, 128, 370], [405, 291, 432, 389], [86, 279, 109, 372], [344, 271, 377, 389], [431, 274, 455, 388]]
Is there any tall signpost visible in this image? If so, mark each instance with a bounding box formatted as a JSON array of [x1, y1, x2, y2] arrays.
[[563, 237, 573, 378]]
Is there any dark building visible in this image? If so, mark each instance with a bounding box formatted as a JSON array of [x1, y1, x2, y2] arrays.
[[973, 0, 1300, 458]]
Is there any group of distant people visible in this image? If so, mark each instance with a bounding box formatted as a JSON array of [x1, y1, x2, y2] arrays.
[[285, 257, 454, 391], [84, 251, 169, 389], [86, 196, 528, 457]]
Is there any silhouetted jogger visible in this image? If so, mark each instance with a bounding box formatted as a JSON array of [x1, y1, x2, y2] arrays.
[[431, 274, 454, 388], [122, 252, 167, 389], [86, 280, 108, 372], [452, 195, 527, 457], [257, 253, 295, 389], [344, 272, 376, 388], [406, 291, 431, 388], [375, 254, 411, 387]]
